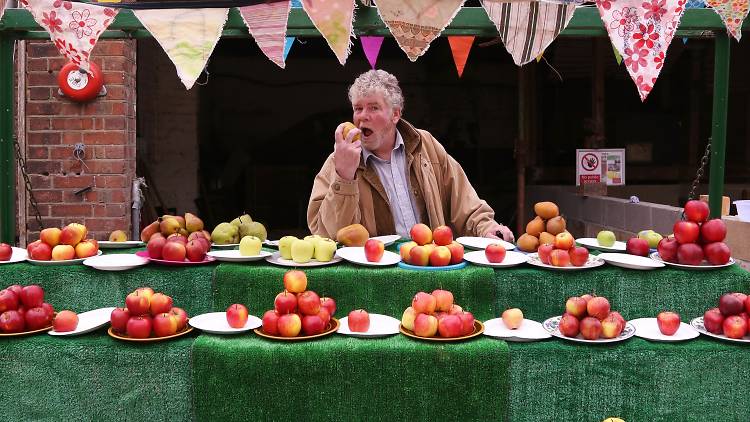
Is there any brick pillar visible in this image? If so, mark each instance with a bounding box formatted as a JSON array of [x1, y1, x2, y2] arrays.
[[24, 40, 137, 242]]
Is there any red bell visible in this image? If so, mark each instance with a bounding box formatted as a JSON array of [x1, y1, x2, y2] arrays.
[[57, 61, 105, 103]]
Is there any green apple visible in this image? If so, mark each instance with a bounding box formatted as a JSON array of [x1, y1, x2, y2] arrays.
[[644, 232, 663, 249], [291, 239, 314, 263], [279, 236, 298, 260], [596, 230, 616, 247], [239, 235, 262, 256], [314, 238, 337, 262]]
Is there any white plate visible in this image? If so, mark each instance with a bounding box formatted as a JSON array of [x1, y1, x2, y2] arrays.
[[27, 250, 102, 266], [83, 253, 149, 271], [0, 247, 28, 264], [335, 247, 401, 266], [337, 314, 401, 338], [263, 239, 279, 247], [691, 316, 750, 343], [650, 252, 735, 270], [98, 241, 144, 249], [188, 312, 261, 334], [456, 236, 515, 251], [48, 307, 116, 336], [482, 317, 551, 342], [629, 317, 699, 342], [542, 315, 636, 344], [463, 250, 528, 268], [526, 253, 605, 271], [370, 235, 401, 247], [206, 250, 272, 262], [598, 253, 665, 270], [211, 243, 239, 249], [265, 251, 343, 267], [575, 237, 627, 252]]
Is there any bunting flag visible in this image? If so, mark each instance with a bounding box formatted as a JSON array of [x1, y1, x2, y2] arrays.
[[0, 0, 6, 22], [133, 8, 228, 89], [21, 0, 118, 71], [360, 36, 384, 69], [686, 0, 704, 7], [239, 0, 291, 68], [283, 36, 294, 61], [612, 43, 623, 64], [597, 0, 687, 101], [482, 0, 576, 66], [448, 36, 474, 77], [301, 0, 356, 65], [375, 0, 466, 62], [706, 0, 748, 40]]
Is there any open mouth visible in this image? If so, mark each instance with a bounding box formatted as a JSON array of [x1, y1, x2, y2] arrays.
[[361, 128, 373, 137]]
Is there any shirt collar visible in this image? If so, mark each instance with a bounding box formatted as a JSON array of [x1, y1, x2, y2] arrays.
[[363, 130, 404, 164]]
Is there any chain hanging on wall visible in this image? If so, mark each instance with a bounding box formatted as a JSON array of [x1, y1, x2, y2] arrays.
[[12, 136, 44, 231], [687, 138, 712, 201]]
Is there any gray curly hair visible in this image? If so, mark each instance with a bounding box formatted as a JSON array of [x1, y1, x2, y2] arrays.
[[348, 70, 404, 111]]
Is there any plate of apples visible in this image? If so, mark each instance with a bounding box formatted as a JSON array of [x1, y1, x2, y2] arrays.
[[338, 310, 400, 338], [463, 249, 528, 268], [0, 244, 28, 264], [49, 307, 116, 336], [189, 304, 262, 334], [542, 295, 635, 344], [526, 249, 605, 271], [336, 240, 401, 267], [689, 292, 750, 343], [483, 308, 551, 342], [630, 314, 698, 342]]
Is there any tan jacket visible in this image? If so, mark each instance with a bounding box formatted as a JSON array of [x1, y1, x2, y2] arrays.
[[307, 120, 502, 238]]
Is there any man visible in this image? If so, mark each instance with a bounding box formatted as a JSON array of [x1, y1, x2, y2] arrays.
[[307, 70, 514, 242]]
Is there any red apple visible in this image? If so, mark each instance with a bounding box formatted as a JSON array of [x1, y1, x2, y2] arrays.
[[730, 292, 748, 304], [126, 315, 152, 338], [587, 297, 610, 320], [347, 309, 370, 332], [446, 241, 464, 265], [437, 314, 463, 338], [152, 313, 178, 337], [283, 270, 307, 294], [320, 297, 336, 317], [226, 304, 249, 328], [0, 289, 19, 313], [59, 224, 85, 246], [745, 296, 750, 315], [568, 246, 589, 266], [429, 245, 451, 267], [448, 304, 463, 315], [166, 233, 188, 245], [161, 242, 186, 262], [409, 245, 430, 266], [364, 239, 385, 262], [485, 244, 506, 263], [549, 249, 570, 267], [656, 311, 680, 336], [125, 291, 151, 315], [149, 293, 173, 316], [719, 293, 744, 316], [74, 239, 98, 259], [601, 314, 624, 339], [581, 294, 593, 304], [626, 238, 650, 257], [610, 311, 626, 329], [673, 221, 700, 244], [28, 240, 52, 261], [297, 291, 321, 316], [262, 310, 280, 335], [302, 314, 326, 335], [110, 307, 131, 333], [135, 287, 155, 301], [684, 199, 709, 223], [722, 315, 747, 339], [579, 316, 602, 340], [410, 223, 433, 246], [185, 239, 207, 262], [147, 236, 167, 259], [6, 285, 22, 298], [431, 289, 454, 312], [41, 302, 54, 320], [25, 307, 51, 330], [537, 244, 554, 265], [20, 285, 44, 308], [432, 225, 453, 246], [0, 243, 12, 261], [558, 313, 580, 337], [701, 219, 727, 243], [399, 241, 417, 264], [657, 237, 679, 263], [0, 310, 25, 333], [703, 308, 724, 334], [277, 313, 302, 337], [554, 232, 575, 250], [274, 291, 297, 314], [703, 242, 731, 265], [565, 296, 587, 319], [169, 307, 188, 331], [458, 311, 475, 336], [412, 292, 437, 314], [677, 243, 703, 266], [39, 228, 62, 247], [413, 313, 438, 337], [51, 244, 76, 261], [317, 308, 331, 326]]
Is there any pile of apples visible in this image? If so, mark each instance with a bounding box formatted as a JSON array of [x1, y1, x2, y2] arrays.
[[27, 223, 99, 261], [278, 235, 337, 263], [0, 284, 55, 333], [110, 288, 189, 338], [260, 270, 337, 337], [558, 294, 626, 340], [401, 289, 475, 338], [143, 214, 212, 262], [399, 224, 464, 267], [536, 233, 590, 267], [657, 200, 731, 265], [702, 292, 750, 339], [516, 201, 567, 252]]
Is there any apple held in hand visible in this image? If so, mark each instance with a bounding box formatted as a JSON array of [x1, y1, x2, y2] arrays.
[[501, 308, 523, 329], [673, 221, 700, 244], [347, 309, 370, 332], [432, 225, 453, 246], [0, 243, 12, 261], [283, 270, 307, 293], [364, 239, 385, 262], [684, 199, 709, 223], [226, 304, 249, 328], [485, 244, 506, 263], [656, 311, 680, 336], [625, 238, 650, 257]]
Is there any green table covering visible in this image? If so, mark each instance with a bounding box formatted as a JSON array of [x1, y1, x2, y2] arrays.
[[192, 334, 510, 421]]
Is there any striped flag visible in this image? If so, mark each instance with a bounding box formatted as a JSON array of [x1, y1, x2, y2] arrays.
[[239, 0, 292, 68]]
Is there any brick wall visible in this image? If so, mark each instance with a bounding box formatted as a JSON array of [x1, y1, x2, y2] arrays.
[[23, 40, 137, 242]]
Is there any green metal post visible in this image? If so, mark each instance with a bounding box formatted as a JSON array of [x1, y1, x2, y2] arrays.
[[708, 32, 729, 218], [0, 34, 15, 244]]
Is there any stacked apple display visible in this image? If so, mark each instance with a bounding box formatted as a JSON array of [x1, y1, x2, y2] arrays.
[[260, 270, 337, 337], [657, 200, 731, 265], [558, 294, 626, 340], [277, 235, 337, 263], [702, 292, 749, 339], [144, 214, 212, 262], [110, 288, 189, 339], [536, 232, 590, 267], [517, 201, 566, 252], [27, 223, 99, 261], [0, 284, 55, 333], [399, 224, 464, 267], [401, 290, 475, 338]]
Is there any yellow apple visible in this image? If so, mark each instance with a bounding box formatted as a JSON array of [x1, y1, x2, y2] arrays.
[[239, 235, 262, 256], [291, 239, 314, 263], [314, 238, 336, 262], [279, 236, 298, 260]]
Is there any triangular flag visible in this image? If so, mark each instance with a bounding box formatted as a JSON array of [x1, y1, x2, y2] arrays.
[[483, 0, 575, 66], [536, 54, 544, 63], [360, 36, 384, 69], [448, 36, 474, 78], [683, 37, 688, 44], [239, 0, 291, 69], [613, 44, 623, 65], [0, 0, 7, 23], [301, 0, 355, 65], [706, 0, 748, 41], [375, 0, 466, 62], [134, 8, 228, 89], [283, 36, 294, 61], [597, 0, 686, 101], [21, 0, 118, 71]]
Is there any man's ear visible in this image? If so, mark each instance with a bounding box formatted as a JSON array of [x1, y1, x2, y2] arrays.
[[392, 107, 402, 124]]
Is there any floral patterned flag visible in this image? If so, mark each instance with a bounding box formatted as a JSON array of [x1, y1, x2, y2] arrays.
[[375, 0, 466, 62], [598, 0, 687, 101], [301, 0, 356, 65], [134, 8, 228, 89], [706, 0, 748, 40], [1, 0, 6, 23], [239, 0, 291, 68], [21, 0, 118, 71]]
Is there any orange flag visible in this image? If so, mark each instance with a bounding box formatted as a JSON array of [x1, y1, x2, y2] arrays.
[[448, 36, 474, 78]]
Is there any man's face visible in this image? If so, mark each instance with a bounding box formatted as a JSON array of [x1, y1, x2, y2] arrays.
[[352, 92, 401, 152]]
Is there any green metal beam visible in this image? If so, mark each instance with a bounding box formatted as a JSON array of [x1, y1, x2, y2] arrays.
[[0, 33, 15, 244], [708, 32, 730, 218]]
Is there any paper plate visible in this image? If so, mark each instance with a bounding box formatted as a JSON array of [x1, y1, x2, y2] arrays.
[[265, 252, 342, 268], [108, 325, 194, 342], [575, 237, 627, 252], [542, 315, 636, 344], [0, 247, 28, 264], [27, 250, 102, 266], [135, 251, 216, 266], [206, 250, 272, 262], [690, 316, 750, 343], [598, 253, 665, 270], [337, 314, 401, 338], [49, 307, 116, 336], [400, 320, 484, 342], [0, 324, 53, 337], [254, 317, 339, 341], [398, 261, 467, 271], [83, 254, 149, 271], [370, 235, 401, 247], [526, 253, 605, 271], [463, 250, 528, 268], [482, 317, 551, 342], [629, 317, 699, 342], [188, 312, 262, 334], [456, 237, 515, 251], [650, 252, 735, 270], [335, 247, 401, 266], [98, 241, 144, 249]]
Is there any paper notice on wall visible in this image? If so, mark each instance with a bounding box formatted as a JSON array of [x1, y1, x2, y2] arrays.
[[576, 149, 625, 186]]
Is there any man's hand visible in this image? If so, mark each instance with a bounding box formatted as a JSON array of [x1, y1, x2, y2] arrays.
[[333, 123, 362, 181], [484, 224, 515, 243]]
